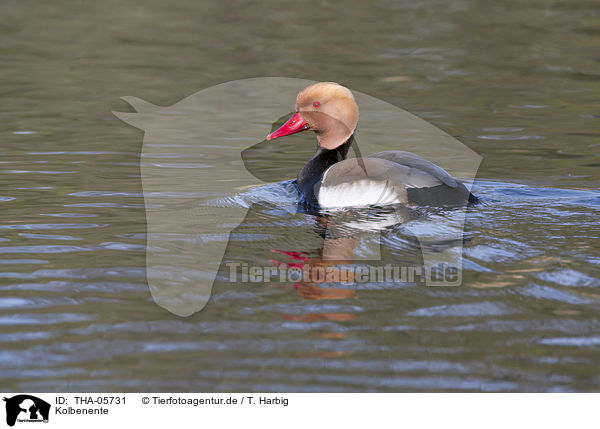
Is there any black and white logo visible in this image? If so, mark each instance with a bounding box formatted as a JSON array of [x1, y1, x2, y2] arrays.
[[3, 395, 50, 427]]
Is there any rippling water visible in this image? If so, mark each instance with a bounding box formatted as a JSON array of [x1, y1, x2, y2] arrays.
[[1, 0, 599, 392]]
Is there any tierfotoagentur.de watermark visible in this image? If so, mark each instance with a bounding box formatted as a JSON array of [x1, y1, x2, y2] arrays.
[[226, 262, 460, 285]]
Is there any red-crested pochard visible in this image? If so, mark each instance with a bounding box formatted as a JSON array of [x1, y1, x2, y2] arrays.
[[267, 82, 476, 209]]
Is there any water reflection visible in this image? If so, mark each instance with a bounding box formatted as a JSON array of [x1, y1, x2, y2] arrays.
[[267, 205, 415, 302]]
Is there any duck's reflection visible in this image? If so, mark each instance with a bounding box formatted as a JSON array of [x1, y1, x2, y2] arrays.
[[216, 201, 415, 332], [268, 204, 412, 301]]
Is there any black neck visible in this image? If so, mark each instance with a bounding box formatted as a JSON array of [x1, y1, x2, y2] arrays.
[[297, 134, 355, 205]]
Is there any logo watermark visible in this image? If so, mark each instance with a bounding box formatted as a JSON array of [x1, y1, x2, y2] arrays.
[[3, 395, 50, 427], [226, 262, 460, 285], [114, 78, 481, 316]]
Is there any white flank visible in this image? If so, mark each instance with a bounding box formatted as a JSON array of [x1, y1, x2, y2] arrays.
[[318, 180, 402, 209]]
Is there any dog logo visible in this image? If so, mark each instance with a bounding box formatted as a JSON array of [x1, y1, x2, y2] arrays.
[[3, 395, 50, 427]]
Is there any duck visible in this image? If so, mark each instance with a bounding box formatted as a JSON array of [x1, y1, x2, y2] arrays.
[[267, 82, 477, 209]]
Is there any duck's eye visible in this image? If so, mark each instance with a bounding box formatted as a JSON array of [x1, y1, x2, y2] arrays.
[[289, 120, 295, 125], [313, 101, 320, 108]]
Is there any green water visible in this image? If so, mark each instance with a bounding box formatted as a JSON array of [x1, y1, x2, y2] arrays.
[[0, 0, 598, 391]]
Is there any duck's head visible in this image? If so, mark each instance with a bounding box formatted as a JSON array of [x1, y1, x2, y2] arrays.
[[267, 82, 359, 149]]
